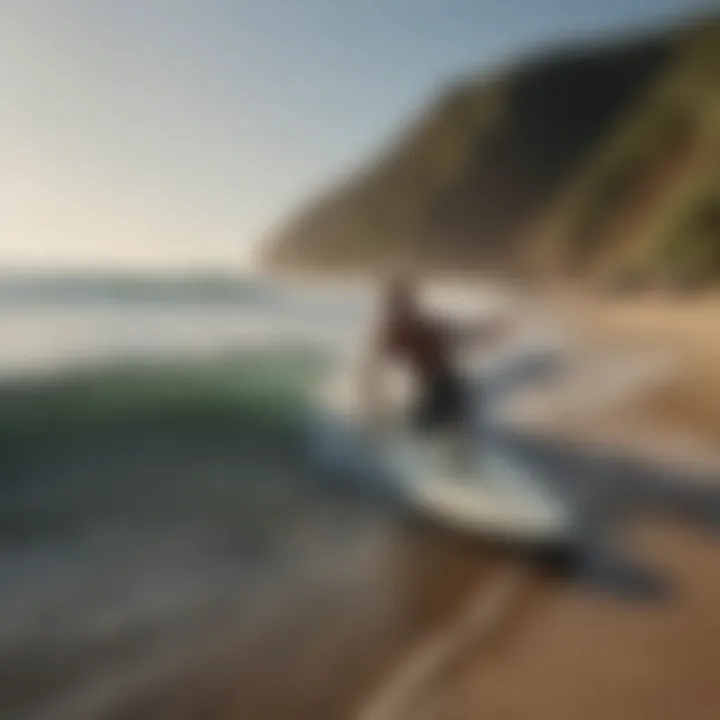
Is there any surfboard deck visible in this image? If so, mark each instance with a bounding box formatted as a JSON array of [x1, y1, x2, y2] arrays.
[[311, 366, 575, 546], [379, 432, 574, 544]]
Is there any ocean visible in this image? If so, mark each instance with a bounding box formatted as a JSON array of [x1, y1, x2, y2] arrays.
[[0, 275, 551, 719], [0, 275, 411, 720]]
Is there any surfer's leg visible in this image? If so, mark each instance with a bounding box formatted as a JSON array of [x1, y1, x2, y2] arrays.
[[411, 385, 431, 431], [417, 374, 475, 472], [446, 377, 477, 473]]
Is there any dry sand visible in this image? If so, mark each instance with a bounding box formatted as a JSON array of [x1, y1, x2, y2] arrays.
[[550, 292, 720, 446]]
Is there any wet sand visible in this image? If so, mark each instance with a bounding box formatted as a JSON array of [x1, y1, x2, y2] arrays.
[[92, 523, 511, 720], [439, 520, 720, 720], [19, 509, 720, 720], [94, 495, 720, 720]]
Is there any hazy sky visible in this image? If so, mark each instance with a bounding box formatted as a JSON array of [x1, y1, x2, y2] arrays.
[[0, 0, 712, 271]]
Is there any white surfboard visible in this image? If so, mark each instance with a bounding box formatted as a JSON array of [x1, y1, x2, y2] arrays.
[[311, 361, 574, 545], [378, 431, 573, 543]]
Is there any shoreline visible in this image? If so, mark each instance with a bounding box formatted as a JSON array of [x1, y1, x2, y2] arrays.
[[2, 281, 720, 719]]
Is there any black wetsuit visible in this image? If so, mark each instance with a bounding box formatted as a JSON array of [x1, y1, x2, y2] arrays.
[[383, 315, 470, 432]]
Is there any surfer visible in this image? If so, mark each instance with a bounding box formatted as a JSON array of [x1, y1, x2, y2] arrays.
[[362, 276, 508, 464]]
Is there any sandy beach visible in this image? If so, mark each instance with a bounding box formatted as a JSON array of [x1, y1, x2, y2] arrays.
[[440, 519, 720, 720], [431, 291, 720, 720]]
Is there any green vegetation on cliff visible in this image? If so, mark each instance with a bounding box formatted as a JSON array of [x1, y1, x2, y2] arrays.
[[265, 15, 720, 286]]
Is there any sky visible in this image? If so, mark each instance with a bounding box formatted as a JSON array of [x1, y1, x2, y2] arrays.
[[0, 0, 713, 272]]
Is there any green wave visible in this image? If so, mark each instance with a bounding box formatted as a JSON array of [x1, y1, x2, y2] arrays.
[[0, 348, 327, 459]]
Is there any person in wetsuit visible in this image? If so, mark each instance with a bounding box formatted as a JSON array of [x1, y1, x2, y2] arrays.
[[363, 276, 507, 441]]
